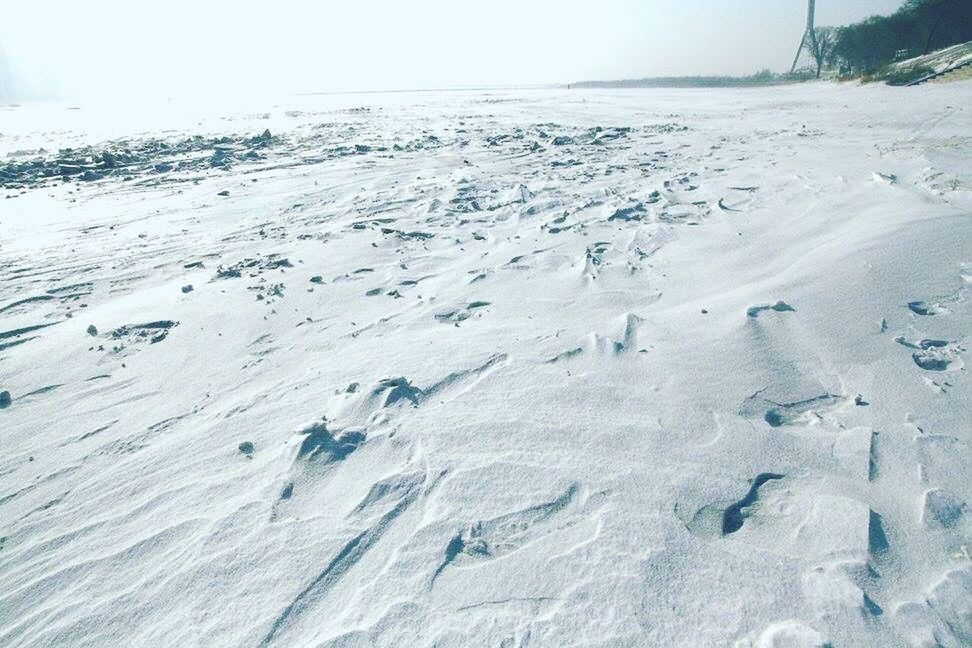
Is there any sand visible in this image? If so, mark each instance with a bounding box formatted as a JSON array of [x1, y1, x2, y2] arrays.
[[1, 82, 970, 647]]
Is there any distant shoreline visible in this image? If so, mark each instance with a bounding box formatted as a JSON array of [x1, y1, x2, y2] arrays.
[[296, 85, 561, 97], [296, 76, 793, 96], [569, 73, 795, 89]]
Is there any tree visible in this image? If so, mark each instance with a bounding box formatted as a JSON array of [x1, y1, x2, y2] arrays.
[[830, 0, 972, 74], [908, 0, 972, 53], [812, 27, 838, 77]]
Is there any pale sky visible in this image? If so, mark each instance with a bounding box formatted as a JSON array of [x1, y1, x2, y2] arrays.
[[1, 0, 904, 100]]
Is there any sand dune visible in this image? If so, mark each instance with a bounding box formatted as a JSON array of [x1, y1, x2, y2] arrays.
[[1, 83, 970, 647]]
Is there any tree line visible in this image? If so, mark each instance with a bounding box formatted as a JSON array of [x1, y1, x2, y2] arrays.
[[571, 70, 780, 89], [809, 0, 971, 76]]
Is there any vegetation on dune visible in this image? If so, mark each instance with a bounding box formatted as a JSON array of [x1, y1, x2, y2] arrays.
[[822, 0, 971, 76], [878, 64, 937, 86]]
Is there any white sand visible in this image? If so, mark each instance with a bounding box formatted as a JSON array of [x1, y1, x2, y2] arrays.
[[1, 82, 970, 647]]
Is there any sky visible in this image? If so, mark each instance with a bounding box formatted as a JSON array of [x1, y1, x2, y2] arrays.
[[1, 0, 905, 100]]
